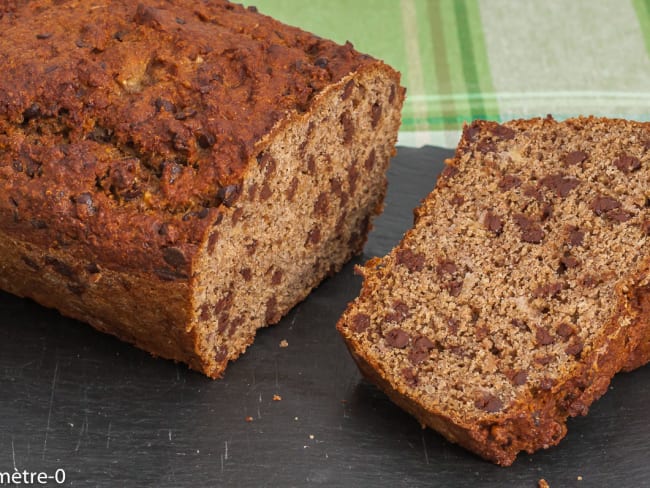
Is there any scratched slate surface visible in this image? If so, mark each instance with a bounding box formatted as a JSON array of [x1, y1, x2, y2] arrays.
[[1, 146, 649, 488]]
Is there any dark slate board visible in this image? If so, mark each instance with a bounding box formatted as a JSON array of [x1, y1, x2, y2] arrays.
[[0, 147, 648, 487]]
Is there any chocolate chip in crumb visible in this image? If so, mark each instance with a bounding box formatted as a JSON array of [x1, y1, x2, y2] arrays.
[[557, 322, 575, 339], [401, 368, 418, 387], [476, 139, 496, 153], [444, 280, 464, 297], [364, 149, 376, 170], [566, 340, 584, 357], [162, 247, 187, 268], [371, 102, 382, 128], [498, 174, 522, 192], [514, 214, 545, 243], [385, 328, 410, 348], [451, 193, 464, 206], [271, 269, 283, 285], [535, 327, 555, 346], [395, 248, 425, 272], [512, 370, 528, 386], [613, 154, 641, 174], [591, 195, 621, 216], [436, 260, 457, 276], [342, 79, 355, 100], [350, 313, 371, 333], [560, 254, 579, 270], [540, 173, 580, 198], [475, 393, 503, 413], [484, 211, 503, 235], [491, 124, 516, 140], [641, 219, 650, 235], [564, 150, 588, 165], [340, 111, 354, 144], [567, 226, 585, 246], [606, 208, 633, 223], [217, 184, 240, 207]]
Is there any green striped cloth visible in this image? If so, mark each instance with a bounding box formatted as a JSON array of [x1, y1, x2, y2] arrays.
[[252, 0, 650, 147]]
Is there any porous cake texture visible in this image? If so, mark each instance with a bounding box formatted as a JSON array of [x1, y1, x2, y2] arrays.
[[338, 117, 650, 465], [0, 0, 404, 377]]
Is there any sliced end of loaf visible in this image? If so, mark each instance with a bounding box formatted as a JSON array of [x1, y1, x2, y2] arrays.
[[338, 116, 650, 465], [190, 65, 404, 378]]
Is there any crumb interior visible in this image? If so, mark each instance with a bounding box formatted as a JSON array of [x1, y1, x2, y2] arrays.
[[342, 117, 650, 420], [192, 68, 404, 376]]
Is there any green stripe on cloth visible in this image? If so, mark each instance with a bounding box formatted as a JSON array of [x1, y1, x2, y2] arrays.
[[400, 0, 497, 131], [633, 0, 650, 56]]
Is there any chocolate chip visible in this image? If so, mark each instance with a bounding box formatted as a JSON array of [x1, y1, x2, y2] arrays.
[[197, 132, 216, 149], [524, 185, 544, 202], [265, 296, 279, 323], [371, 102, 382, 128], [463, 122, 481, 142], [364, 149, 376, 171], [413, 336, 436, 352], [286, 177, 298, 201], [314, 57, 328, 68], [306, 227, 321, 245], [476, 139, 496, 153], [408, 349, 430, 364], [451, 194, 464, 206], [559, 254, 579, 272], [606, 208, 633, 222], [240, 268, 252, 282], [395, 248, 425, 272], [540, 173, 580, 198], [259, 183, 272, 201], [567, 226, 584, 246], [532, 282, 565, 298], [154, 267, 189, 281], [536, 327, 555, 346], [475, 393, 503, 413], [436, 260, 457, 276], [566, 340, 584, 357], [539, 203, 553, 221], [447, 317, 459, 335], [36, 32, 53, 40], [444, 280, 463, 297], [514, 214, 545, 243], [498, 174, 522, 192], [162, 247, 187, 268], [271, 269, 283, 285], [512, 370, 528, 386], [389, 84, 397, 104], [385, 328, 410, 348], [613, 154, 641, 174], [535, 355, 553, 365], [564, 150, 587, 165], [511, 318, 530, 332], [384, 301, 411, 323], [44, 256, 75, 279], [557, 322, 575, 339], [641, 219, 650, 235], [340, 112, 354, 144], [351, 313, 371, 333], [154, 98, 175, 113], [491, 124, 515, 140], [591, 195, 621, 216], [217, 184, 240, 207], [485, 211, 503, 235], [21, 255, 40, 271], [342, 80, 355, 100], [401, 368, 418, 387], [313, 192, 329, 216]]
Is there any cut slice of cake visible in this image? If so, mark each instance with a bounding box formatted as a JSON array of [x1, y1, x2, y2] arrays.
[[337, 116, 650, 465]]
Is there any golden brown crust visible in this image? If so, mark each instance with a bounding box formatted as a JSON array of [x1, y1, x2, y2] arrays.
[[0, 0, 375, 274]]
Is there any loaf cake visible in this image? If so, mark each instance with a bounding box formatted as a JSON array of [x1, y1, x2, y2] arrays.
[[337, 116, 650, 465], [0, 1, 404, 377]]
